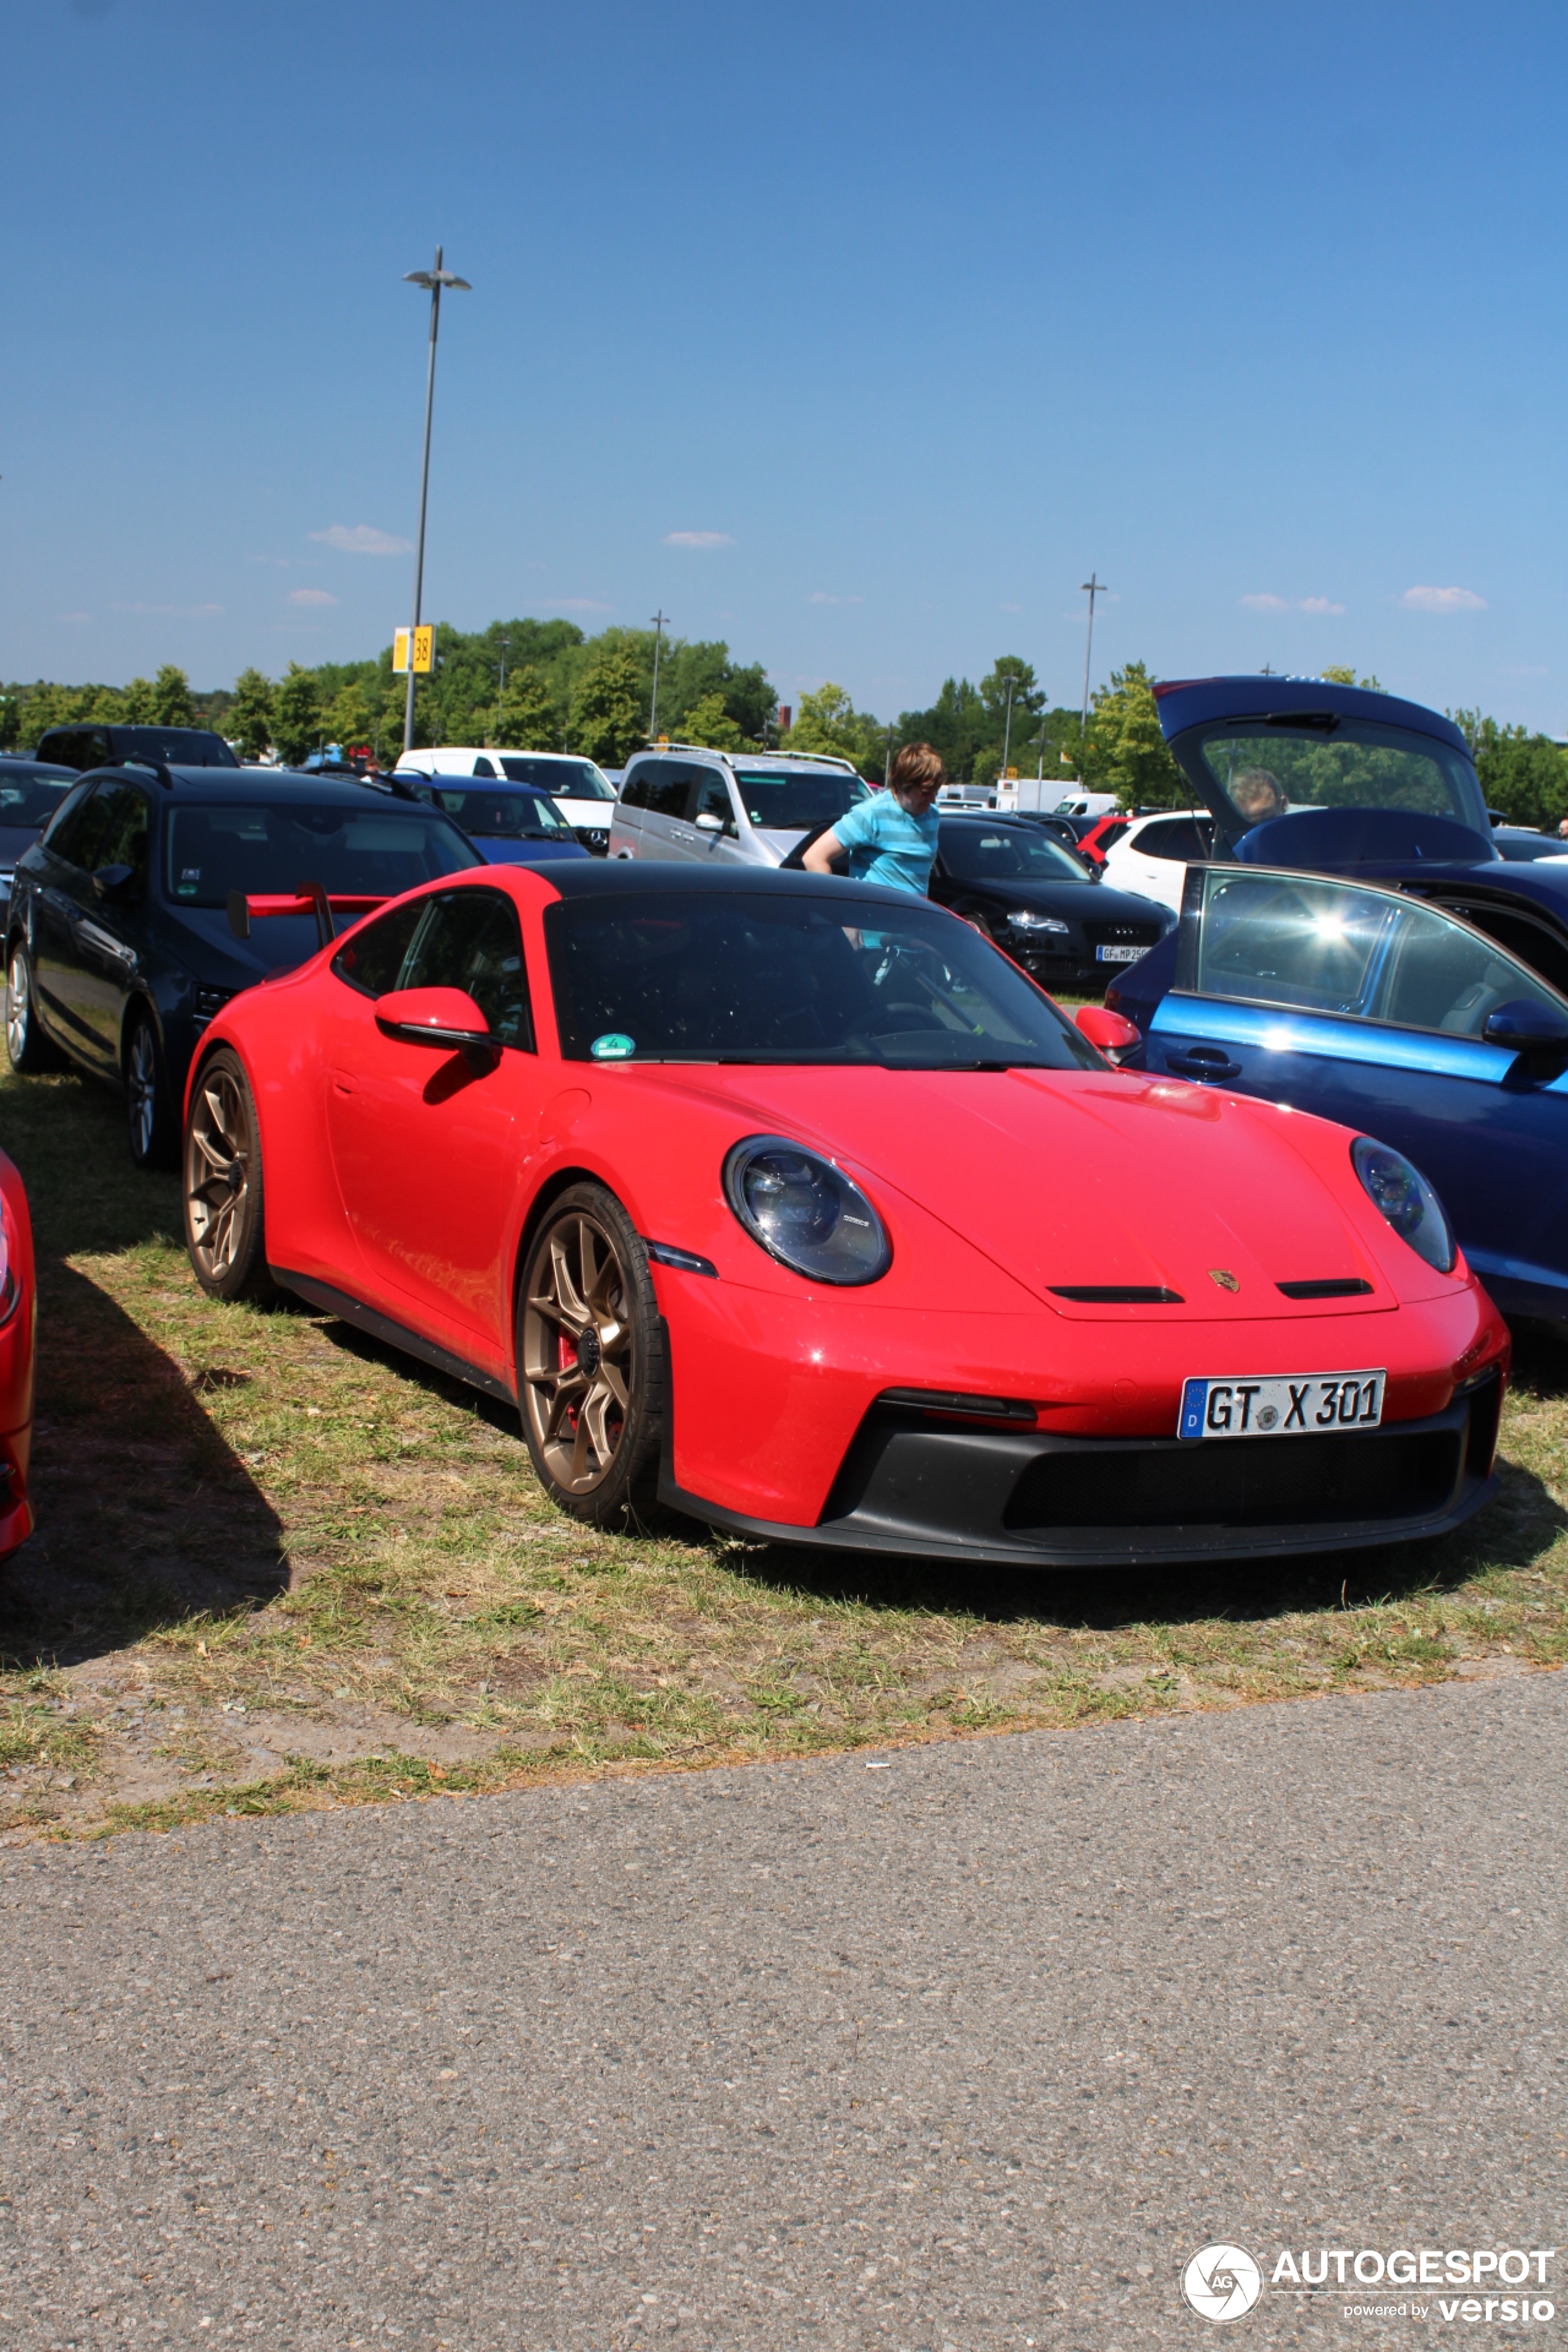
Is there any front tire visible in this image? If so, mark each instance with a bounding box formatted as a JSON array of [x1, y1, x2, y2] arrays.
[[517, 1182, 667, 1525], [183, 1046, 275, 1301], [6, 939, 64, 1074]]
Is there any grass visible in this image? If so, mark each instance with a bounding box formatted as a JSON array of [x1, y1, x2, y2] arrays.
[[0, 1049, 1565, 1841]]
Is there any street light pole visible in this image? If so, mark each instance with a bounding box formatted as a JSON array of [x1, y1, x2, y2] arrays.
[[1079, 572, 1107, 755], [648, 611, 669, 741], [999, 673, 1019, 791], [401, 245, 471, 756], [494, 633, 511, 741]]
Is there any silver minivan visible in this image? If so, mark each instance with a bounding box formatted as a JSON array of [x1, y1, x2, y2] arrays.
[[609, 746, 872, 867]]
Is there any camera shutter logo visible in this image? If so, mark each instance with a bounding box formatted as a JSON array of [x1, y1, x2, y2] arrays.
[[1182, 2243, 1263, 2323]]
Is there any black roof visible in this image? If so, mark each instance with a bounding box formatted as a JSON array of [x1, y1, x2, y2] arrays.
[[80, 764, 428, 811], [540, 859, 925, 913]]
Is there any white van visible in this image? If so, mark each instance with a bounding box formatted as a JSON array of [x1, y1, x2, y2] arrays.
[[393, 747, 618, 853], [610, 746, 873, 867]]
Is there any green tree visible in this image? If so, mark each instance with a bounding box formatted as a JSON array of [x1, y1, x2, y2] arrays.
[[786, 682, 885, 775], [325, 682, 376, 753], [677, 690, 743, 751], [229, 669, 275, 761], [1083, 661, 1187, 809], [497, 665, 557, 747], [569, 642, 646, 766], [152, 665, 195, 726], [273, 663, 322, 766], [121, 677, 157, 724], [1452, 711, 1568, 830], [1320, 666, 1386, 691]]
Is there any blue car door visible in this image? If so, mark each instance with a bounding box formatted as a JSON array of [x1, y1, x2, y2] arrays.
[[1146, 867, 1568, 1325]]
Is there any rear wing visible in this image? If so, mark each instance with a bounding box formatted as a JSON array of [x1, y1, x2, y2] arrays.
[[227, 882, 388, 951]]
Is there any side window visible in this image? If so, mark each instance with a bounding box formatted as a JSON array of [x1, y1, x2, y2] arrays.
[[1191, 870, 1567, 1036], [619, 764, 651, 810], [644, 762, 695, 821], [397, 887, 534, 1050], [39, 779, 98, 862], [1140, 818, 1206, 862], [472, 756, 498, 778], [693, 771, 737, 834], [91, 784, 152, 880], [48, 781, 119, 874], [331, 899, 429, 999]]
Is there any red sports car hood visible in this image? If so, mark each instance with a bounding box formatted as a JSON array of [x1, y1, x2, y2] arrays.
[[678, 1064, 1412, 1319]]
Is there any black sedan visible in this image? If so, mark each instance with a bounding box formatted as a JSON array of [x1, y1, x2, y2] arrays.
[[5, 765, 480, 1166], [0, 758, 78, 934], [929, 815, 1175, 990]]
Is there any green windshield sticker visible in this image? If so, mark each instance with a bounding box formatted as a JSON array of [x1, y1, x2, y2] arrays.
[[590, 1032, 636, 1061]]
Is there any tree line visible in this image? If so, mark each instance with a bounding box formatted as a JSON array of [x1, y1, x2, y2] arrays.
[[5, 630, 1564, 824]]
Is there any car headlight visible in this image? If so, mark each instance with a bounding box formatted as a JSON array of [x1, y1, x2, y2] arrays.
[[1351, 1137, 1456, 1273], [1008, 911, 1070, 934], [722, 1136, 891, 1285]]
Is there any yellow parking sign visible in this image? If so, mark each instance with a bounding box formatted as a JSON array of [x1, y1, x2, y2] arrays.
[[392, 627, 411, 673], [412, 625, 434, 674]]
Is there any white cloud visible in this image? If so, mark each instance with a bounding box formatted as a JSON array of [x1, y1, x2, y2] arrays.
[[549, 597, 612, 614], [1298, 596, 1346, 615], [57, 611, 94, 625], [1401, 584, 1487, 612], [807, 591, 864, 606], [664, 530, 735, 549], [1242, 591, 1346, 615], [1241, 593, 1291, 612], [309, 523, 412, 556], [289, 588, 338, 607]]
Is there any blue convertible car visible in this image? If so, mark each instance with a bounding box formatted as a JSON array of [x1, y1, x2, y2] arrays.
[[1111, 678, 1568, 1330]]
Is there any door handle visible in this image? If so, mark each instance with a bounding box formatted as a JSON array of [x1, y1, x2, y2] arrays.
[[1165, 1048, 1242, 1080]]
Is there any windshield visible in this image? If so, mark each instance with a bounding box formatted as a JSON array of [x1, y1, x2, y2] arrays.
[[732, 769, 872, 832], [544, 891, 1099, 1069], [165, 802, 480, 906], [496, 756, 615, 801], [1188, 719, 1479, 833], [418, 785, 572, 837], [940, 824, 1088, 884], [0, 771, 74, 828], [122, 727, 240, 769]]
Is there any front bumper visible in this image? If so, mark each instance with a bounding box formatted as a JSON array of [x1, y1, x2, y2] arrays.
[[661, 1374, 1502, 1567]]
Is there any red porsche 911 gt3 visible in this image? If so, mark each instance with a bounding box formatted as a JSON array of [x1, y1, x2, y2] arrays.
[[0, 1147, 37, 1559], [181, 862, 1509, 1567]]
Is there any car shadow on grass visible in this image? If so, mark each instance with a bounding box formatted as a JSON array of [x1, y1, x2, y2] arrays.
[[0, 1258, 288, 1672]]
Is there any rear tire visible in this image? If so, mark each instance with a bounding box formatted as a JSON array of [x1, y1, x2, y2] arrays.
[[517, 1182, 667, 1526], [5, 939, 64, 1074], [183, 1046, 275, 1302], [126, 1010, 178, 1170]]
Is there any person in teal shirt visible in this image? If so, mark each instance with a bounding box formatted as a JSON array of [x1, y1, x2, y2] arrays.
[[803, 742, 945, 895]]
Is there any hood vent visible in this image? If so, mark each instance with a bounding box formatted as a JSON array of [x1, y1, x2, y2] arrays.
[[1276, 1278, 1374, 1300], [1049, 1284, 1183, 1304]]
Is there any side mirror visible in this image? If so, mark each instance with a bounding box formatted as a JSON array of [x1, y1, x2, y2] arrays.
[[694, 811, 725, 834], [1075, 1004, 1141, 1059], [1483, 998, 1568, 1072], [91, 862, 139, 903], [375, 986, 496, 1070]]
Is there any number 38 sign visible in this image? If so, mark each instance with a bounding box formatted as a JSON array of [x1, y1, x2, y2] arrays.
[[393, 626, 435, 675]]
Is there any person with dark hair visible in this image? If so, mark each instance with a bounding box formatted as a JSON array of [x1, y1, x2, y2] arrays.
[[803, 741, 945, 896], [1231, 767, 1286, 827]]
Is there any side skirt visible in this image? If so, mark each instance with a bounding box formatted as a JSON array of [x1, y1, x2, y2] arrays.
[[271, 1267, 517, 1407]]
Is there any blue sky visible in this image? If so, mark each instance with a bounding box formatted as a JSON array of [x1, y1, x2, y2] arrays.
[[5, 0, 1567, 730]]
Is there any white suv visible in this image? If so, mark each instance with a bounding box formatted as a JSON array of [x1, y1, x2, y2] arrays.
[[393, 748, 617, 853], [610, 746, 873, 867], [1098, 808, 1216, 914]]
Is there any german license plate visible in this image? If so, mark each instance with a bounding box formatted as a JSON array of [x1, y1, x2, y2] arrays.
[[1178, 1371, 1386, 1440], [1096, 942, 1145, 964]]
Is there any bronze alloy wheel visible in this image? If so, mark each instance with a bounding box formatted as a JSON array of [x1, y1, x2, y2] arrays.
[[519, 1183, 665, 1524], [183, 1048, 273, 1301]]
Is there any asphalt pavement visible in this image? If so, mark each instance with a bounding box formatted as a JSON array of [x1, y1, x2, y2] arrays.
[[0, 1672, 1562, 2351]]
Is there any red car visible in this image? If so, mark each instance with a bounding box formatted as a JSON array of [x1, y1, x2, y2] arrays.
[[181, 864, 1508, 1567], [0, 1149, 36, 1559]]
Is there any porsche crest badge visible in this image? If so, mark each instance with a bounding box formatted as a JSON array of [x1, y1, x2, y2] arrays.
[[1208, 1269, 1241, 1293]]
